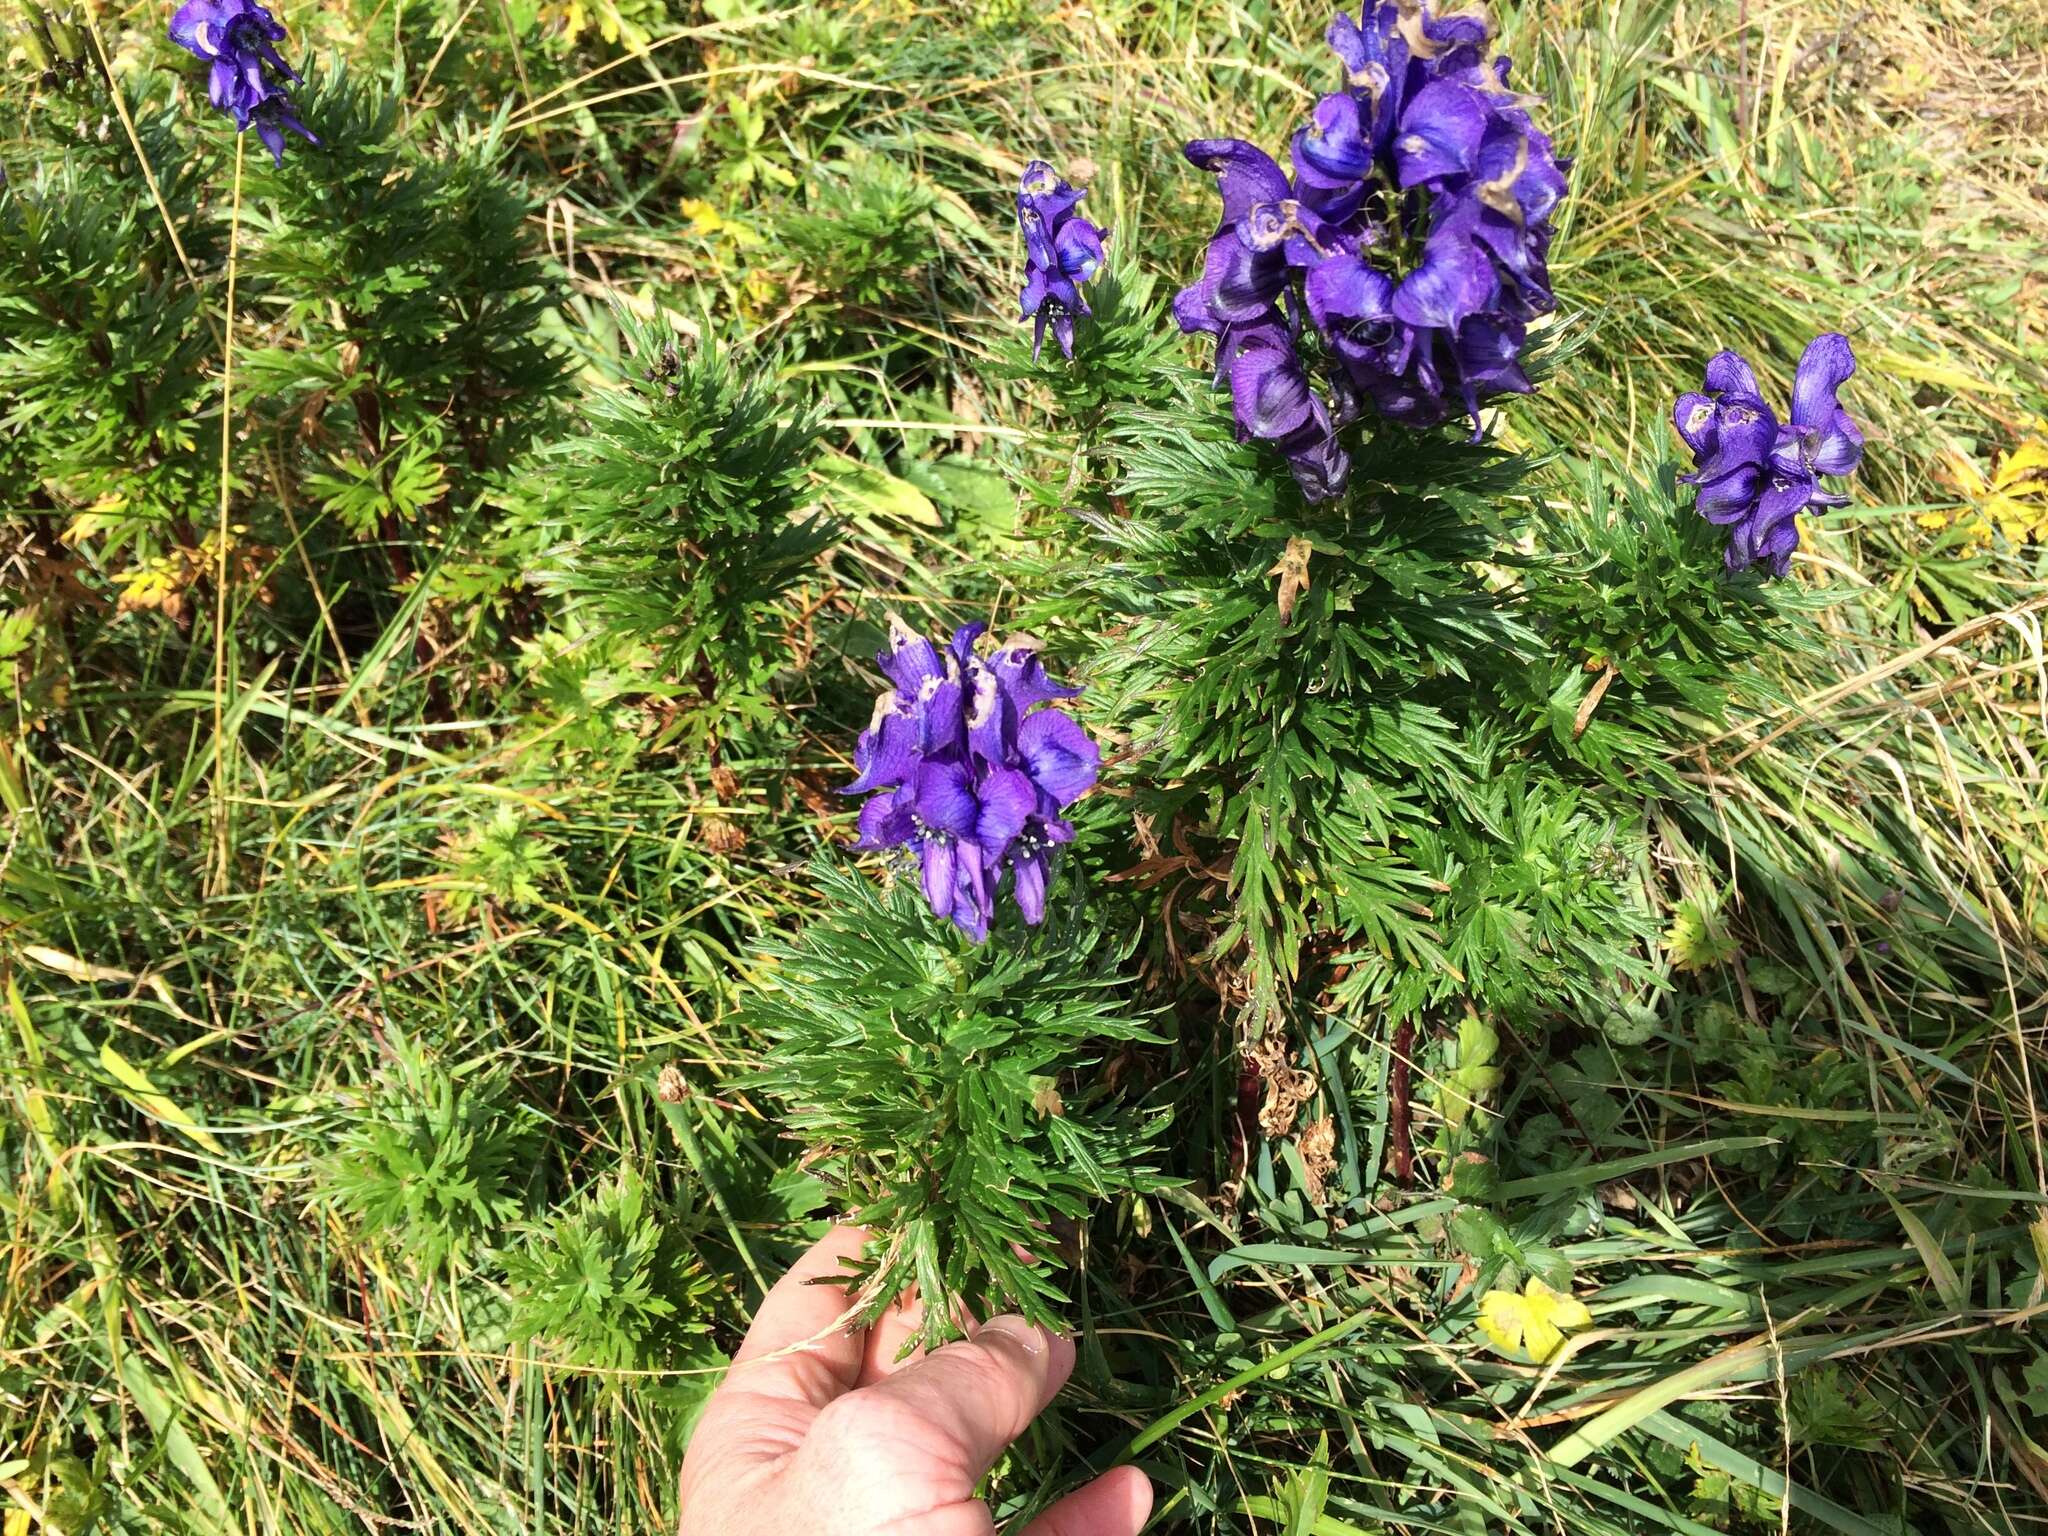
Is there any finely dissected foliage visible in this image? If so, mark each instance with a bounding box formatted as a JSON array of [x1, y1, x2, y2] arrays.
[[503, 1169, 719, 1373], [745, 863, 1167, 1343], [0, 106, 221, 554], [1513, 457, 1827, 785], [781, 152, 941, 310], [325, 1056, 538, 1273], [519, 311, 833, 739], [1064, 383, 1546, 1012], [996, 259, 1185, 429], [1053, 332, 1827, 1041], [239, 69, 572, 528]]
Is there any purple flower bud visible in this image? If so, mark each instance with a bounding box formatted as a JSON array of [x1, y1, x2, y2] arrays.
[[1017, 161, 1107, 360]]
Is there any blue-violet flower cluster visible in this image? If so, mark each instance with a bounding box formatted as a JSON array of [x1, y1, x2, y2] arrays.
[[1017, 161, 1106, 361], [1675, 332, 1863, 577], [169, 0, 318, 166], [1175, 0, 1566, 499], [843, 619, 1101, 941]]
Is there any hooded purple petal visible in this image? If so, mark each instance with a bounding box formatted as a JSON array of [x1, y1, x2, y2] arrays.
[[842, 697, 919, 795], [1018, 710, 1101, 807], [1688, 395, 1778, 480], [1673, 392, 1719, 456], [988, 637, 1081, 711], [1185, 138, 1294, 224], [1294, 92, 1376, 186], [1391, 231, 1496, 330], [844, 616, 1097, 939], [1784, 332, 1863, 477], [878, 615, 947, 693], [1394, 81, 1489, 187], [169, 0, 229, 57], [1703, 350, 1761, 399], [965, 666, 1013, 766], [171, 0, 312, 159], [1229, 344, 1316, 441]]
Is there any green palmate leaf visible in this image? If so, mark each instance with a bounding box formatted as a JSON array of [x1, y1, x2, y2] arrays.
[[503, 1169, 719, 1373], [1437, 1013, 1504, 1129], [325, 1056, 538, 1275]]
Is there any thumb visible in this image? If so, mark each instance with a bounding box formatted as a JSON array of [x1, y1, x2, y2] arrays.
[[1020, 1466, 1153, 1536], [859, 1315, 1077, 1491]]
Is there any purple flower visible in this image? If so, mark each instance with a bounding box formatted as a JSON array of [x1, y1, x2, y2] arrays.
[[168, 0, 318, 165], [1174, 1, 1566, 486], [844, 617, 1100, 939], [1017, 161, 1107, 360], [1674, 333, 1863, 577]]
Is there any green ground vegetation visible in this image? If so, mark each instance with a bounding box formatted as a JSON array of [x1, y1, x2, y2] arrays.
[[3, 0, 2047, 1531]]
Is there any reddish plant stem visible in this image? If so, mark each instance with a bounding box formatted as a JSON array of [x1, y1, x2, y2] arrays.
[[1387, 1018, 1415, 1186]]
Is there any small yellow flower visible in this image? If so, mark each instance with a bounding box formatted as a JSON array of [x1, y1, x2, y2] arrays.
[[679, 198, 728, 238], [1925, 428, 2048, 550], [1477, 1276, 1594, 1363]]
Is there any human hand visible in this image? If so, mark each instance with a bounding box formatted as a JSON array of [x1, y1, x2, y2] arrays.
[[679, 1225, 1152, 1536]]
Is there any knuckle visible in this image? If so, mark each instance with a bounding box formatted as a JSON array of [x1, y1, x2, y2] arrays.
[[942, 1338, 1039, 1430]]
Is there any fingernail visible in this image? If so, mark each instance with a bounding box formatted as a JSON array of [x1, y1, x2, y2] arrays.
[[979, 1314, 1050, 1356]]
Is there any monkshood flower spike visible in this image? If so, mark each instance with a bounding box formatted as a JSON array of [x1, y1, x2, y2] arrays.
[[843, 617, 1100, 940], [1675, 332, 1863, 577], [1175, 0, 1567, 500], [1017, 161, 1106, 360], [169, 0, 319, 165]]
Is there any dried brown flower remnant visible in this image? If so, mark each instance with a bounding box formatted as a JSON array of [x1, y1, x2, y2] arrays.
[[1269, 536, 1313, 627], [1248, 1030, 1317, 1138], [700, 816, 748, 855], [1298, 1114, 1338, 1203]]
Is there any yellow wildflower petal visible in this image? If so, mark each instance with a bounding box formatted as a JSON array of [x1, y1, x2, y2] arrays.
[[1477, 1277, 1593, 1363], [1994, 440, 2048, 484]]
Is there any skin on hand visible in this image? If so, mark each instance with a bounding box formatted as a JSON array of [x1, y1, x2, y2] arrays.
[[679, 1225, 1153, 1536]]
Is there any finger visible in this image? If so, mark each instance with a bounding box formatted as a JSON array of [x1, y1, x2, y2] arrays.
[[725, 1224, 874, 1402], [860, 1283, 986, 1384], [858, 1287, 929, 1385], [859, 1315, 1077, 1491], [683, 1226, 880, 1497], [1020, 1467, 1153, 1536]]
